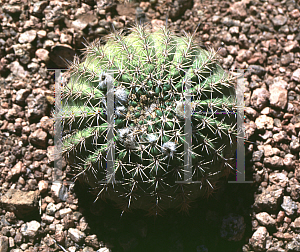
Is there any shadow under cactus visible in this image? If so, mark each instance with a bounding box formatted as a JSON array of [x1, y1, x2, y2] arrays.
[[73, 167, 255, 252]]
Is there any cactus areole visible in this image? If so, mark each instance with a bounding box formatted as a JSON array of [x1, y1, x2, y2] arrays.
[[59, 24, 237, 216]]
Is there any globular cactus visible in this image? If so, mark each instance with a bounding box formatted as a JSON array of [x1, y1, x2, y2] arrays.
[[57, 24, 237, 216]]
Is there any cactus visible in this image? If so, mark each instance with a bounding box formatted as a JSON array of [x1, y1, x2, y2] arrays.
[[57, 24, 237, 216]]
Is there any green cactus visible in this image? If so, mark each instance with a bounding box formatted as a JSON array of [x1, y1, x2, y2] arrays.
[[58, 24, 237, 216]]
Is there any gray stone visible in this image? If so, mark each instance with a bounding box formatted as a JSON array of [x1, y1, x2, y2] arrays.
[[248, 65, 266, 77], [281, 196, 298, 216], [59, 208, 73, 218], [229, 26, 239, 35], [273, 131, 288, 142], [97, 248, 111, 252], [35, 48, 50, 62], [0, 236, 9, 252], [73, 14, 98, 30], [7, 61, 28, 78], [236, 49, 252, 62], [245, 121, 256, 139], [29, 129, 47, 149], [284, 40, 298, 52], [32, 1, 48, 14], [0, 189, 39, 218], [290, 137, 300, 152], [46, 202, 57, 216], [212, 15, 221, 23], [6, 161, 26, 181], [68, 228, 86, 243], [269, 82, 288, 110], [272, 15, 287, 26], [18, 30, 37, 44], [44, 5, 66, 23], [168, 0, 193, 19], [41, 214, 55, 224], [269, 171, 288, 188], [255, 212, 276, 227], [20, 220, 41, 238], [38, 180, 49, 194], [281, 53, 294, 65], [292, 68, 300, 82], [32, 149, 47, 161], [249, 227, 269, 251], [286, 234, 300, 251], [251, 88, 270, 110], [253, 185, 283, 212], [290, 178, 300, 201], [264, 156, 284, 168], [82, 247, 95, 252], [229, 1, 247, 19], [15, 89, 31, 105], [26, 94, 48, 122], [85, 234, 100, 249], [2, 4, 21, 14], [244, 107, 258, 119], [259, 130, 273, 140], [50, 182, 68, 202], [4, 104, 23, 121], [221, 17, 241, 27], [255, 115, 273, 130], [290, 217, 300, 233], [252, 150, 264, 162], [284, 154, 296, 169]]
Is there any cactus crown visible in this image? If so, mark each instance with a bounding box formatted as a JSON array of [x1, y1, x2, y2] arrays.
[[58, 24, 237, 216]]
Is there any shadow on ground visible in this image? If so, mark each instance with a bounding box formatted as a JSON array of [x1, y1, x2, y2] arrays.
[[73, 164, 255, 252]]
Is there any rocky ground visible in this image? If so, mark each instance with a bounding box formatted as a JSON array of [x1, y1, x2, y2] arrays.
[[0, 0, 299, 251]]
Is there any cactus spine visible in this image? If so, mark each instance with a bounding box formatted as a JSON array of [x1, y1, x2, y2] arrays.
[[58, 24, 237, 216]]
